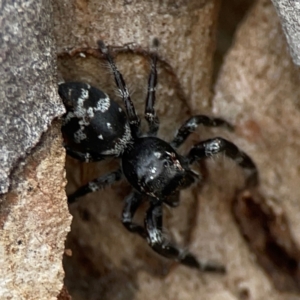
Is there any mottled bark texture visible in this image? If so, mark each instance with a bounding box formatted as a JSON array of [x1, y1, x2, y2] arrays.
[[0, 0, 65, 193], [0, 123, 71, 299], [0, 0, 71, 299], [2, 0, 300, 299], [271, 0, 300, 65], [213, 0, 300, 296]]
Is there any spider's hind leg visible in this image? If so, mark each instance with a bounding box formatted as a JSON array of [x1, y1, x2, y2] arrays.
[[67, 169, 122, 204], [65, 146, 105, 163], [163, 192, 180, 208], [145, 203, 226, 272], [122, 191, 147, 238]]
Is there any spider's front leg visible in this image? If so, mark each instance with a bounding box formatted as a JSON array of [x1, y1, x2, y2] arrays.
[[163, 192, 181, 208], [145, 202, 226, 272], [171, 115, 234, 149], [64, 146, 105, 163], [188, 137, 259, 187], [122, 191, 147, 238], [67, 169, 122, 204]]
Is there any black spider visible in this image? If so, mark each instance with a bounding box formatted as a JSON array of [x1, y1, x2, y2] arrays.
[[58, 40, 258, 273]]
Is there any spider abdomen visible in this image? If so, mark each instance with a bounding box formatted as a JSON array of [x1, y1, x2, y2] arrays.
[[59, 82, 132, 157]]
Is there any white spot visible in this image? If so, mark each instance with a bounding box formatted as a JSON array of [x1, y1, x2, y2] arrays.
[[205, 140, 221, 156], [63, 111, 75, 125], [122, 211, 131, 222], [188, 118, 198, 130], [89, 182, 98, 192], [94, 94, 110, 113], [146, 112, 155, 122], [74, 88, 90, 119], [74, 128, 87, 143], [79, 52, 86, 58], [106, 122, 112, 129], [101, 122, 132, 155], [118, 107, 122, 112], [98, 134, 103, 140], [235, 156, 243, 164], [148, 229, 163, 246], [150, 166, 157, 174], [78, 118, 90, 127], [118, 88, 130, 98], [81, 88, 89, 99], [84, 153, 91, 162], [154, 152, 161, 159], [86, 107, 94, 118]]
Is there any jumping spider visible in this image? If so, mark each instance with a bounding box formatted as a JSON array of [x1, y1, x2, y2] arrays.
[[58, 40, 258, 272]]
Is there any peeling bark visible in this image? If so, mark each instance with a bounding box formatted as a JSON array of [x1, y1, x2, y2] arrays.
[[0, 0, 71, 298], [0, 123, 71, 299]]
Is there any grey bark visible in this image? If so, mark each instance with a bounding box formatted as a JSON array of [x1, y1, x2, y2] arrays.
[[0, 0, 71, 298], [271, 0, 300, 65], [0, 0, 65, 194]]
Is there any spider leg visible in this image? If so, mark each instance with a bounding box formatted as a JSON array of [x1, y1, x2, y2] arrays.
[[122, 191, 147, 238], [187, 137, 258, 187], [163, 191, 180, 207], [98, 40, 140, 136], [68, 169, 122, 204], [65, 145, 105, 162], [145, 51, 159, 136], [145, 203, 226, 272], [171, 115, 233, 149]]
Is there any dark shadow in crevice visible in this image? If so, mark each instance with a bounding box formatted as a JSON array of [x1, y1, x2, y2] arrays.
[[233, 190, 300, 292], [212, 0, 254, 86]]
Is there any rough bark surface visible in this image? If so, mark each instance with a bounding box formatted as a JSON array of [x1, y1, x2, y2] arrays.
[[0, 0, 71, 299], [271, 0, 300, 65], [0, 0, 65, 194], [0, 122, 71, 299], [213, 0, 300, 297]]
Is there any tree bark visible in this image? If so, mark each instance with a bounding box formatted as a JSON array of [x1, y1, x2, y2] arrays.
[[3, 0, 299, 299], [271, 0, 300, 66], [0, 0, 71, 299]]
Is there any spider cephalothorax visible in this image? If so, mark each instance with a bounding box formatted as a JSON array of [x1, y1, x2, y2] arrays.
[[59, 40, 258, 272]]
